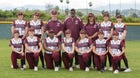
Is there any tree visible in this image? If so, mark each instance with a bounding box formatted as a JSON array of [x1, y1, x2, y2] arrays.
[[132, 13, 138, 18], [116, 9, 120, 16]]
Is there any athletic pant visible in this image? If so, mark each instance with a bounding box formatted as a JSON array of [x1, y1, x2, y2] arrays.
[[112, 56, 122, 71], [62, 52, 74, 69], [94, 54, 106, 70], [78, 53, 90, 70], [11, 52, 25, 69], [44, 52, 60, 69], [26, 52, 39, 69]]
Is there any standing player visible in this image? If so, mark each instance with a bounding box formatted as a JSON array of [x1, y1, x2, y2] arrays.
[[84, 13, 99, 68], [114, 14, 131, 72], [10, 30, 25, 70], [11, 11, 28, 68], [43, 29, 61, 71], [45, 10, 63, 67], [75, 29, 93, 71], [109, 31, 125, 74], [99, 12, 114, 70], [25, 28, 42, 71], [62, 29, 74, 71], [64, 9, 84, 67], [93, 30, 108, 73], [28, 12, 44, 68]]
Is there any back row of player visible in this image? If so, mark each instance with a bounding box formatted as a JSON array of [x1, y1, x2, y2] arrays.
[[10, 9, 131, 74]]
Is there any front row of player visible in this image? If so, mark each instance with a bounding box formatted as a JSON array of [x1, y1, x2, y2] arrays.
[[10, 28, 129, 74]]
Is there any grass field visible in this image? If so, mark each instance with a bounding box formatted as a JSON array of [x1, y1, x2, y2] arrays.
[[0, 39, 140, 78]]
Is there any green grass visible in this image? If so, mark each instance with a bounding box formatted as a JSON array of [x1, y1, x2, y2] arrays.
[[0, 39, 140, 78]]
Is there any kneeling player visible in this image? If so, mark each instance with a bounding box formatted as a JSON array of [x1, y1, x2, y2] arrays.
[[93, 30, 108, 73], [62, 29, 74, 71], [10, 30, 25, 70], [25, 28, 42, 71], [43, 29, 61, 71], [109, 31, 124, 74], [75, 29, 93, 71]]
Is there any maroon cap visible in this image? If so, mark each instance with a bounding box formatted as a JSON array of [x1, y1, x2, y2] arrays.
[[80, 29, 86, 34], [17, 11, 23, 16], [88, 13, 94, 17], [14, 30, 19, 34], [49, 29, 54, 33], [103, 12, 109, 17], [28, 28, 34, 31], [51, 10, 58, 15], [34, 12, 40, 16], [116, 14, 122, 18], [65, 29, 71, 34], [113, 31, 119, 36]]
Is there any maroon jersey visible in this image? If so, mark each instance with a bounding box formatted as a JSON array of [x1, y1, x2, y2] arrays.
[[28, 20, 43, 36], [12, 20, 27, 37], [45, 20, 63, 36], [25, 36, 40, 53], [10, 38, 23, 52], [64, 17, 83, 41], [99, 21, 114, 38], [44, 37, 60, 54], [62, 37, 75, 52], [76, 38, 92, 55], [114, 23, 127, 39], [109, 40, 124, 56], [94, 39, 108, 54]]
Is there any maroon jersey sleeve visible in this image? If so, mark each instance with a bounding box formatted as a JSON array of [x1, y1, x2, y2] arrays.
[[40, 20, 44, 27], [124, 24, 127, 31], [79, 18, 84, 30], [24, 38, 28, 44], [120, 40, 125, 48], [12, 20, 15, 27]]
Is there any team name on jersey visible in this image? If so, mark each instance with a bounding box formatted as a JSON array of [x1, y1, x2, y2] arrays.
[[14, 20, 26, 36], [29, 20, 42, 35], [100, 21, 113, 38], [62, 37, 74, 52], [95, 39, 107, 54], [110, 40, 121, 55], [44, 37, 59, 54], [10, 38, 22, 52], [26, 36, 39, 52], [77, 38, 91, 54]]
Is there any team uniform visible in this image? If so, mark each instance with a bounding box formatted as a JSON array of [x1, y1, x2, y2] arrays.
[[10, 38, 25, 69], [99, 21, 114, 68], [28, 19, 44, 68], [75, 38, 92, 70], [44, 37, 60, 69], [12, 20, 27, 38], [109, 39, 124, 71], [62, 37, 74, 69], [93, 39, 108, 70], [64, 16, 83, 66], [25, 36, 40, 69]]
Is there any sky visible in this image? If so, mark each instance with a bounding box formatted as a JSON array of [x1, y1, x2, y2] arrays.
[[0, 0, 139, 10]]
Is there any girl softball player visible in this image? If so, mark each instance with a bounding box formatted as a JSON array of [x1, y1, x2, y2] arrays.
[[114, 14, 131, 72], [75, 29, 92, 71], [109, 31, 125, 74], [25, 28, 42, 71], [10, 30, 25, 70], [43, 29, 61, 71], [93, 30, 108, 73], [62, 29, 74, 71]]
